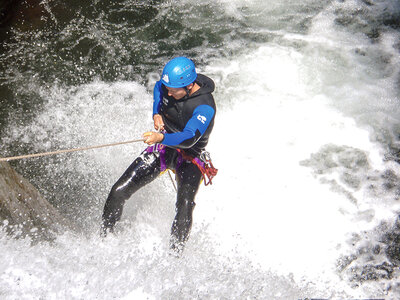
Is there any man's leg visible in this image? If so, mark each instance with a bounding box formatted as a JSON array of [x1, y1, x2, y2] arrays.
[[170, 161, 202, 253], [101, 151, 161, 235]]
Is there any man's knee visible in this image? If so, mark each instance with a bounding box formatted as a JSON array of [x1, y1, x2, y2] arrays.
[[176, 197, 196, 214]]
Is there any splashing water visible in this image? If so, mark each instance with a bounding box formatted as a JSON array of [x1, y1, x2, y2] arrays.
[[1, 0, 400, 298]]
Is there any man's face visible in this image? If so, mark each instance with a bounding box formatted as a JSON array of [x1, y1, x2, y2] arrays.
[[165, 85, 189, 100]]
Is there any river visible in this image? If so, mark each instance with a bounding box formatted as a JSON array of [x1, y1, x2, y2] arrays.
[[0, 0, 399, 298]]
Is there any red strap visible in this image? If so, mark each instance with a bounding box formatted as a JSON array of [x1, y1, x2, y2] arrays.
[[203, 160, 218, 186], [177, 149, 218, 186]]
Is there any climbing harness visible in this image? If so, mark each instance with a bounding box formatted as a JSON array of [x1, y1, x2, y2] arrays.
[[177, 149, 218, 186], [145, 144, 218, 187], [146, 137, 178, 192]]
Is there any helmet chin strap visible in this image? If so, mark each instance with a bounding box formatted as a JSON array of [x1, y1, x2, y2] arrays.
[[185, 86, 190, 97], [184, 84, 193, 98]]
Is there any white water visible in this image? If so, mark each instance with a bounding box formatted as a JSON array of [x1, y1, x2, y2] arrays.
[[1, 0, 400, 299]]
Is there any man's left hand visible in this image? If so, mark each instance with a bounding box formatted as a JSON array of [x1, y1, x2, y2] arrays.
[[143, 131, 164, 145]]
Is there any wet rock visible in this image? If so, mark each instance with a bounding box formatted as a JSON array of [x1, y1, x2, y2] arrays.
[[381, 169, 400, 192], [333, 0, 400, 42], [0, 0, 18, 26], [300, 143, 370, 191], [382, 217, 400, 266], [0, 160, 70, 240], [337, 218, 400, 286], [350, 261, 395, 283], [0, 0, 51, 31]]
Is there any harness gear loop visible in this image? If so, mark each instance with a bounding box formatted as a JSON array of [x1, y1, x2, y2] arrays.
[[177, 149, 218, 186]]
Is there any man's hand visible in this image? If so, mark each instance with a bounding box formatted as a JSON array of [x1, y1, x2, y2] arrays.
[[153, 114, 164, 131], [143, 131, 164, 145]]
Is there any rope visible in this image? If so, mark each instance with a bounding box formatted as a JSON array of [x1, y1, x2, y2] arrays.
[[167, 169, 177, 192], [0, 136, 181, 193], [0, 138, 145, 162]]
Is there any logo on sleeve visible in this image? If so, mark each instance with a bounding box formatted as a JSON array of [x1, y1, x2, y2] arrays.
[[197, 114, 207, 124]]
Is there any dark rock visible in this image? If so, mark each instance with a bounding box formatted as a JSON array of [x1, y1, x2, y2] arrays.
[[0, 0, 51, 30], [350, 261, 395, 282], [0, 0, 19, 27], [0, 160, 71, 240], [382, 217, 400, 265], [337, 218, 400, 286]]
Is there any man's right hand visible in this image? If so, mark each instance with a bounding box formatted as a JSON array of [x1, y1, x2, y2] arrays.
[[153, 114, 165, 131]]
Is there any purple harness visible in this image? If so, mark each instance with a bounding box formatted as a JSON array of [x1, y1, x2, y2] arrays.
[[145, 144, 205, 172]]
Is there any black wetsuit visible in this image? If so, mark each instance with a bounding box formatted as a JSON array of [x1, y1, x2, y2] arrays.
[[102, 74, 216, 251]]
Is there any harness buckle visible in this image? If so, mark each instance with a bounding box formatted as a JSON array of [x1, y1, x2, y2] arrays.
[[200, 150, 211, 163]]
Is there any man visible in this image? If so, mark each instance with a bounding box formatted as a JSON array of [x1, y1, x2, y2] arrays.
[[101, 56, 216, 253]]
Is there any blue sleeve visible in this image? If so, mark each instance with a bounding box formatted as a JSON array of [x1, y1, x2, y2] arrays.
[[162, 104, 215, 148], [153, 80, 163, 116]]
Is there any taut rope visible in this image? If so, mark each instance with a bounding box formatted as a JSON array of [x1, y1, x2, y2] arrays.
[[0, 139, 145, 162]]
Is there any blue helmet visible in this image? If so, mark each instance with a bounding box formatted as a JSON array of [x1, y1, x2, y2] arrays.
[[161, 57, 197, 88]]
